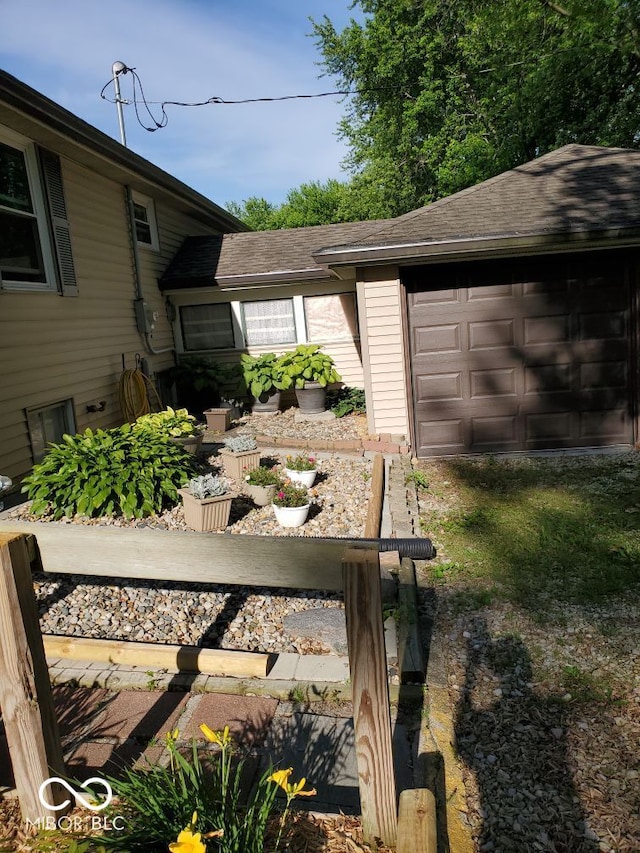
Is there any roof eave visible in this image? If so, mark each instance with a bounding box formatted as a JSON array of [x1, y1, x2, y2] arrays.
[[313, 227, 640, 268], [161, 267, 337, 292], [0, 70, 248, 233]]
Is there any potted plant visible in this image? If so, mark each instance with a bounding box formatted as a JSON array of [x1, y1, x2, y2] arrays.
[[204, 363, 246, 429], [284, 454, 318, 487], [219, 434, 261, 479], [281, 345, 341, 414], [133, 407, 205, 455], [240, 352, 292, 414], [178, 474, 235, 532], [244, 465, 283, 506], [168, 355, 223, 418], [271, 481, 311, 528]]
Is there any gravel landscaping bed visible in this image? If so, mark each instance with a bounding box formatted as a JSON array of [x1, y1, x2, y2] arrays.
[[9, 449, 373, 655]]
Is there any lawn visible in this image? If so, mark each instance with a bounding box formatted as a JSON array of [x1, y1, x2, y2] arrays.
[[415, 452, 640, 611]]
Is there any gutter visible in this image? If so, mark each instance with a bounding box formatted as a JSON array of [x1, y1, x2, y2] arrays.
[[312, 226, 640, 268], [160, 267, 337, 292]]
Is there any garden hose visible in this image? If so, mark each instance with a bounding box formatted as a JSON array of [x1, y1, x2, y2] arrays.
[[118, 368, 163, 422]]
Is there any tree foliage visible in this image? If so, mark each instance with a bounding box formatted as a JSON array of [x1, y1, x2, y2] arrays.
[[312, 0, 640, 214]]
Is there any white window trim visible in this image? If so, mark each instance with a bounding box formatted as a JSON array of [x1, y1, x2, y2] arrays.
[[131, 191, 159, 251], [0, 126, 58, 292]]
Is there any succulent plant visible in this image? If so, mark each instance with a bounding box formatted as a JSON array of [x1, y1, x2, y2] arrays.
[[187, 474, 230, 499], [223, 434, 258, 453]]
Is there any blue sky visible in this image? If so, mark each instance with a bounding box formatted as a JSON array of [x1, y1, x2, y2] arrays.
[[1, 0, 362, 209]]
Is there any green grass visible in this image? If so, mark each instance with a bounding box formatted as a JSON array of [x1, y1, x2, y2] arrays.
[[420, 454, 640, 610]]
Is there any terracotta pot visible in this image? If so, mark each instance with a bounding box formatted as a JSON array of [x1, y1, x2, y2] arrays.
[[178, 489, 235, 532], [245, 483, 277, 506], [284, 467, 317, 487], [218, 447, 261, 480], [295, 382, 326, 414], [271, 502, 311, 528]]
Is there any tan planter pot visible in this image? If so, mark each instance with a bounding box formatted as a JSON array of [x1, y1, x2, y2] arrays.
[[204, 408, 232, 433], [169, 433, 204, 456], [178, 489, 235, 532], [219, 448, 261, 480]]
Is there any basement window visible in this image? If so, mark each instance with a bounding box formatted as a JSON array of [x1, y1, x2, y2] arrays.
[[26, 399, 76, 463]]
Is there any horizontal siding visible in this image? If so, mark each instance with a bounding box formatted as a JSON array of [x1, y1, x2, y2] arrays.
[[0, 156, 229, 480], [359, 268, 409, 437]]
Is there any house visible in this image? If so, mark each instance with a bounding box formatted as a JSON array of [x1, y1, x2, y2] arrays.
[[163, 144, 640, 457], [0, 70, 245, 481]]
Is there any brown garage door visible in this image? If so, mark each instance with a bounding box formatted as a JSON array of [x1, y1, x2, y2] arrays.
[[405, 256, 634, 456]]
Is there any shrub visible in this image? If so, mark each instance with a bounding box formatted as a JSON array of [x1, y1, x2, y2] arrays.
[[22, 424, 195, 519], [327, 386, 366, 418]]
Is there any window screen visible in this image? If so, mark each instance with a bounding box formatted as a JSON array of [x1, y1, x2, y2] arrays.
[[180, 304, 235, 350]]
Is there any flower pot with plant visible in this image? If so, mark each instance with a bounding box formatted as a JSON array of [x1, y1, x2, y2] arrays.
[[178, 473, 235, 532], [240, 352, 292, 414], [168, 355, 224, 418], [280, 345, 341, 414], [133, 406, 205, 455], [219, 434, 261, 479], [284, 454, 318, 487], [244, 465, 283, 506], [271, 481, 311, 527]]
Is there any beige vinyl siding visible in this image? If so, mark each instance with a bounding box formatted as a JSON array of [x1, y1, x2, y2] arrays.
[[357, 266, 409, 436], [168, 279, 365, 388], [0, 157, 223, 481]]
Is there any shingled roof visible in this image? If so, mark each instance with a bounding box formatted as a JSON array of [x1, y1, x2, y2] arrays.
[[313, 144, 640, 265], [160, 144, 640, 290], [160, 219, 391, 289]]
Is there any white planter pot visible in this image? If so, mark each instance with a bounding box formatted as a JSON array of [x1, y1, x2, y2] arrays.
[[245, 483, 277, 507], [284, 468, 317, 487], [271, 502, 310, 528]]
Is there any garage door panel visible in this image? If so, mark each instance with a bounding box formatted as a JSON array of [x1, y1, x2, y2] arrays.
[[468, 319, 515, 350], [470, 368, 517, 398], [407, 256, 633, 456], [416, 372, 463, 402]]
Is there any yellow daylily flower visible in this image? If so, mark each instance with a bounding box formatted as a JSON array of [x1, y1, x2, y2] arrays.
[[165, 728, 179, 745], [168, 827, 205, 853], [200, 723, 232, 747], [268, 767, 316, 798]]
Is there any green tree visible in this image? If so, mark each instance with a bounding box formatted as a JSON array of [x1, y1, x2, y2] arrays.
[[312, 0, 640, 214], [227, 177, 390, 230]]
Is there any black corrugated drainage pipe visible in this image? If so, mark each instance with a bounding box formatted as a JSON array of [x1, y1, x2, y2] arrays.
[[318, 537, 436, 560]]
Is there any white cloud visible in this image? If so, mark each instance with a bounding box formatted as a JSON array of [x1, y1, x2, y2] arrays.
[[0, 0, 358, 205]]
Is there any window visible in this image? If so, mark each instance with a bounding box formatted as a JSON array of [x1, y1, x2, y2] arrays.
[[0, 128, 77, 294], [242, 298, 296, 346], [304, 293, 358, 342], [26, 399, 76, 463], [180, 303, 235, 350], [132, 193, 159, 249]]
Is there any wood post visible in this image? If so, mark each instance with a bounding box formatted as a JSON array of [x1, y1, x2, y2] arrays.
[[0, 532, 66, 823], [342, 547, 397, 847], [398, 557, 425, 683], [364, 453, 385, 538], [397, 788, 438, 853]]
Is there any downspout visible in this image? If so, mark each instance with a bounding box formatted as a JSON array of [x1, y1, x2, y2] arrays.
[[125, 185, 173, 355]]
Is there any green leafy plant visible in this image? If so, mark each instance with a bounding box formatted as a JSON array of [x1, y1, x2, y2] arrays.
[[406, 468, 429, 490], [186, 474, 232, 499], [22, 425, 195, 519], [223, 434, 257, 453], [272, 482, 309, 507], [97, 724, 314, 853], [244, 465, 283, 487], [240, 352, 292, 400], [279, 344, 341, 388], [133, 406, 203, 438], [284, 454, 317, 472], [327, 386, 366, 417]]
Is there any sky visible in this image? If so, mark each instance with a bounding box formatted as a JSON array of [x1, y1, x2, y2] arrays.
[[0, 0, 363, 210]]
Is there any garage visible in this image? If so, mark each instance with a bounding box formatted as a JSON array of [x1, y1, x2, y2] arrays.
[[405, 253, 635, 456]]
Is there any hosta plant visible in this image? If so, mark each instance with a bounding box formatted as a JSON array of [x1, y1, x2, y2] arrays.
[[133, 406, 203, 437], [21, 424, 195, 519]]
